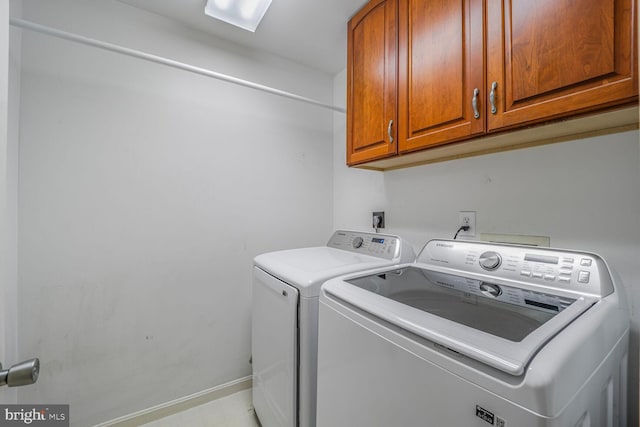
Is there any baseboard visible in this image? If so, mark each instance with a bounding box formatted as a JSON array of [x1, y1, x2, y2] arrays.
[[93, 376, 252, 427]]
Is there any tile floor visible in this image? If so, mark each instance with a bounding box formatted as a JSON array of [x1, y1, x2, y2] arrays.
[[141, 389, 261, 427]]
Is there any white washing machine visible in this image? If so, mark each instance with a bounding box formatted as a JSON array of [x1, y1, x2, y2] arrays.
[[251, 230, 414, 427], [316, 239, 630, 427]]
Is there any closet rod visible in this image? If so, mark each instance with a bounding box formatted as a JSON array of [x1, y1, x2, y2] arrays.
[[10, 18, 346, 114]]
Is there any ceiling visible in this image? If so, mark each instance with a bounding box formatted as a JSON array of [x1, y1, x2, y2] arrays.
[[116, 0, 368, 74]]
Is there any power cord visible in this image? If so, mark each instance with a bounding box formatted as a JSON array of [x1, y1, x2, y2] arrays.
[[453, 225, 470, 240]]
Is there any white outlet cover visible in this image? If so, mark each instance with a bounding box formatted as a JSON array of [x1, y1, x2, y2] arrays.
[[458, 211, 476, 237]]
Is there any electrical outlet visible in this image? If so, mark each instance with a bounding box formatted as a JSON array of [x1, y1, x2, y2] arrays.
[[373, 211, 385, 229], [458, 211, 476, 237]]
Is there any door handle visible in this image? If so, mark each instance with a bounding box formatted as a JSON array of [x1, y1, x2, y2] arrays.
[[472, 88, 480, 119], [387, 120, 394, 143], [0, 358, 40, 387], [489, 81, 498, 114]]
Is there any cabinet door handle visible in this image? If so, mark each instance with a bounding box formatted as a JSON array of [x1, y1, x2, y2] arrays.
[[489, 81, 498, 114], [387, 120, 394, 143], [472, 88, 480, 119]]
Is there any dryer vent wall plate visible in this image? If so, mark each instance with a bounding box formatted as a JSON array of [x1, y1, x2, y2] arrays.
[[480, 233, 550, 247]]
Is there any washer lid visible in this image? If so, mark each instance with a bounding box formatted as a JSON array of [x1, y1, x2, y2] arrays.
[[323, 266, 598, 375], [255, 246, 397, 297]]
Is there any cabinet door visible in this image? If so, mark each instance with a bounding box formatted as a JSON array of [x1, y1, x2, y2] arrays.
[[487, 0, 638, 131], [347, 0, 398, 165], [397, 0, 485, 153]]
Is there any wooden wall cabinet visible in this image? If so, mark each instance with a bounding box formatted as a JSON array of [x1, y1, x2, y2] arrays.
[[347, 0, 638, 167], [397, 0, 485, 153], [347, 0, 398, 165], [487, 0, 638, 131]]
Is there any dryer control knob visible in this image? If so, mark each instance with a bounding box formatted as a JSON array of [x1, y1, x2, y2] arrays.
[[352, 237, 364, 249], [479, 251, 502, 270]]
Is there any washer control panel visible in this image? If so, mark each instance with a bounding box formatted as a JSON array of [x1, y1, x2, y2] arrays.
[[327, 230, 401, 261], [419, 240, 614, 297], [422, 269, 576, 314]]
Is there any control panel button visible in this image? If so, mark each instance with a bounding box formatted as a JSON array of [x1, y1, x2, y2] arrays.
[[578, 271, 590, 283], [544, 274, 556, 281], [352, 237, 364, 249], [532, 272, 543, 279], [580, 258, 592, 267], [479, 251, 502, 271], [520, 270, 531, 277]]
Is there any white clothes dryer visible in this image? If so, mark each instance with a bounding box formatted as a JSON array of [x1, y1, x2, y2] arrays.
[[316, 239, 630, 427], [251, 230, 414, 427]]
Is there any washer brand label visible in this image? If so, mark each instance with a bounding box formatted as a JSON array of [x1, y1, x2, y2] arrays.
[[476, 405, 495, 425], [435, 243, 454, 248]]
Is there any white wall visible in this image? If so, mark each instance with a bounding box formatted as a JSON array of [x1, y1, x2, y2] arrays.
[[333, 70, 640, 426], [1, 0, 20, 405], [15, 0, 333, 425], [0, 0, 9, 402]]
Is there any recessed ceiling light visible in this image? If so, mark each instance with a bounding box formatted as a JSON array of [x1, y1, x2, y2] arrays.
[[204, 0, 273, 32]]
